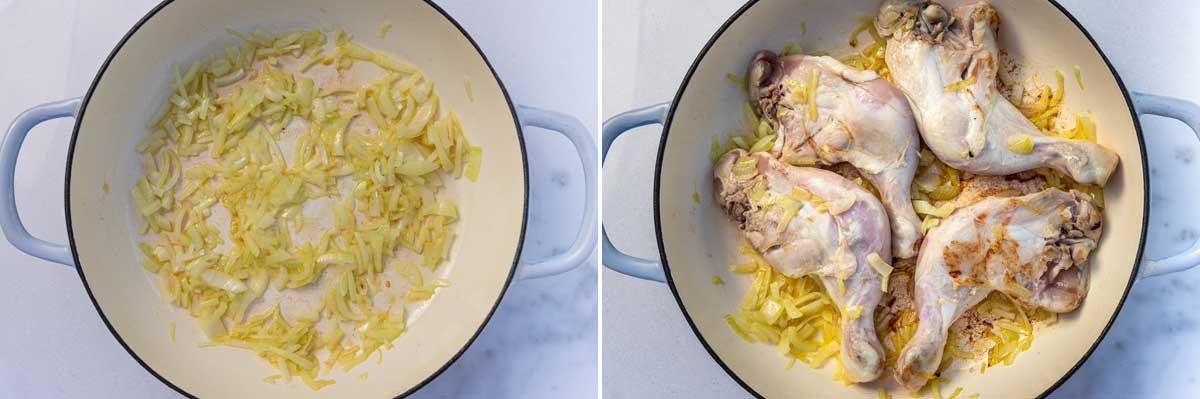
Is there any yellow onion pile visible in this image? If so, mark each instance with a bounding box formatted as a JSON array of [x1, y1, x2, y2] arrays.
[[131, 27, 481, 389]]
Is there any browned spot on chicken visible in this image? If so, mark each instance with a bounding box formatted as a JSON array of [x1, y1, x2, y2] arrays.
[[948, 175, 1049, 209], [880, 0, 1111, 390], [942, 239, 978, 271], [969, 225, 1023, 293]]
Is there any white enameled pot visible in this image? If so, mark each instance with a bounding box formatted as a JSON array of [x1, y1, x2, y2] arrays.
[[603, 0, 1200, 397], [0, 0, 596, 398]]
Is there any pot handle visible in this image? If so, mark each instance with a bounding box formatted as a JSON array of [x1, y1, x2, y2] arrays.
[[601, 103, 669, 282], [1132, 91, 1200, 280], [0, 98, 80, 267], [513, 105, 598, 280]]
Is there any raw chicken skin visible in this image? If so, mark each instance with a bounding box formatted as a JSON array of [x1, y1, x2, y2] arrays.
[[875, 0, 1119, 186], [714, 149, 891, 382], [894, 188, 1102, 391], [748, 51, 923, 259]]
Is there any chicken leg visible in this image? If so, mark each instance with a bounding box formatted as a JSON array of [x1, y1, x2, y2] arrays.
[[714, 149, 892, 382], [748, 51, 923, 259], [875, 0, 1118, 186], [894, 188, 1102, 391]]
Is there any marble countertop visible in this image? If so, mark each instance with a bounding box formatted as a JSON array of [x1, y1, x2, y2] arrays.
[[602, 0, 1200, 398], [0, 1, 596, 398]]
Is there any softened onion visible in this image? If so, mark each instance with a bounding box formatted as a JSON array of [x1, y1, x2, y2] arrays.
[[131, 27, 478, 389]]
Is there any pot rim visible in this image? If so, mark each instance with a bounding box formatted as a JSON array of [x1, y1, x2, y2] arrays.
[[60, 0, 529, 398], [651, 1, 1149, 397]]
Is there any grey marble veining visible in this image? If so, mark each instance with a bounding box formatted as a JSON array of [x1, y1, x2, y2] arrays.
[[602, 0, 1200, 398]]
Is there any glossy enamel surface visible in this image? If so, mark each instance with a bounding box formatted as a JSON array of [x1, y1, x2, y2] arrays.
[[655, 0, 1145, 397]]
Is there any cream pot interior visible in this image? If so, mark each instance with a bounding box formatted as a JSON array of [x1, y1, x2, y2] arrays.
[[655, 0, 1145, 397], [64, 0, 525, 397]]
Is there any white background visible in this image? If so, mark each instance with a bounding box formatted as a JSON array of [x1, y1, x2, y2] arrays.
[[603, 0, 1200, 398], [0, 0, 597, 398]]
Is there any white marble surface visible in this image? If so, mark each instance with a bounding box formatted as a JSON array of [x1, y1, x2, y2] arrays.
[[0, 0, 597, 398], [602, 0, 1200, 398]]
